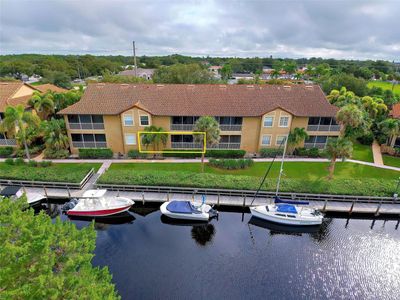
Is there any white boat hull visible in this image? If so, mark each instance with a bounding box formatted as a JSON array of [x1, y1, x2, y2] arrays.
[[26, 192, 46, 206], [67, 196, 134, 217], [250, 205, 323, 226], [160, 201, 213, 221]]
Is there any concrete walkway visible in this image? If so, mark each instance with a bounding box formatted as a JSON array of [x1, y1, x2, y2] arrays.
[[372, 140, 384, 166]]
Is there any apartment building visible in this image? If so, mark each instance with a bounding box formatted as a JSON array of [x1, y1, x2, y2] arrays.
[[0, 81, 38, 146], [59, 83, 340, 154]]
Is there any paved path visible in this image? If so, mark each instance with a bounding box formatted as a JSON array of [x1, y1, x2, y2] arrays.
[[372, 140, 384, 166]]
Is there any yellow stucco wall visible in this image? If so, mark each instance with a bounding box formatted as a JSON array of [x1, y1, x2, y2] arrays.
[[241, 117, 261, 153], [258, 108, 292, 149]]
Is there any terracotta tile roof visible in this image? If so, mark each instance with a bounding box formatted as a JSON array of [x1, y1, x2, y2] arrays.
[[34, 83, 68, 93], [59, 83, 338, 117], [0, 81, 33, 112], [391, 103, 400, 119]]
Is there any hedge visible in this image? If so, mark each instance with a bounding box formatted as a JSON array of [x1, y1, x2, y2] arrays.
[[98, 169, 397, 197], [260, 148, 283, 158], [209, 158, 254, 170], [127, 150, 147, 159], [162, 149, 246, 158], [294, 147, 326, 158], [0, 147, 14, 158], [78, 148, 113, 159]]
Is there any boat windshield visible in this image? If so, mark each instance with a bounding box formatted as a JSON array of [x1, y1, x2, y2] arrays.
[[276, 204, 297, 214]]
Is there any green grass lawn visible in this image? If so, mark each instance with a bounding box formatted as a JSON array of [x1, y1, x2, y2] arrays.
[[351, 143, 374, 163], [99, 162, 400, 196], [0, 163, 101, 183], [367, 81, 400, 95], [383, 155, 400, 168]]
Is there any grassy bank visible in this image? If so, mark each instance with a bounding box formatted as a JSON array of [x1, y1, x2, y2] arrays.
[[0, 163, 101, 183], [351, 143, 373, 163], [383, 155, 400, 168], [367, 81, 400, 95], [98, 162, 399, 196]]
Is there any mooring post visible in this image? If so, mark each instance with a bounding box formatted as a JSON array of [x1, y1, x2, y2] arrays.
[[375, 201, 382, 217], [117, 189, 120, 197], [322, 199, 328, 212], [43, 186, 48, 199], [142, 192, 145, 205], [167, 192, 170, 202], [349, 201, 355, 215], [217, 194, 220, 207], [243, 195, 246, 207], [22, 186, 27, 194], [67, 187, 71, 198]]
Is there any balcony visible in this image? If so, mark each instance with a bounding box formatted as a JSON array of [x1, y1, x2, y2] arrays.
[[170, 124, 195, 131], [304, 143, 326, 149], [171, 142, 203, 149], [307, 124, 340, 132], [209, 143, 241, 149], [219, 124, 242, 131], [69, 123, 105, 130], [72, 141, 107, 148], [0, 139, 17, 146]]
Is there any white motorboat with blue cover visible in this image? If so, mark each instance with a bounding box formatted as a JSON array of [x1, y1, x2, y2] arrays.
[[160, 196, 218, 221], [249, 137, 323, 226], [0, 186, 46, 206]]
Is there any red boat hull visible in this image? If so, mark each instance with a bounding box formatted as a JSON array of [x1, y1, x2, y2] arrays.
[[67, 205, 132, 217]]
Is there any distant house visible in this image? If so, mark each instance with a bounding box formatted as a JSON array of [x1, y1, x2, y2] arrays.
[[35, 83, 68, 93], [118, 68, 155, 80], [208, 66, 222, 78], [390, 103, 400, 147], [0, 81, 39, 146]]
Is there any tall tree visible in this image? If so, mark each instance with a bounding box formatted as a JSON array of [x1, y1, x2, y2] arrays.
[[28, 91, 55, 120], [193, 116, 220, 171], [378, 118, 400, 146], [141, 125, 168, 152], [0, 197, 119, 299], [336, 104, 366, 137], [325, 137, 353, 179], [41, 118, 69, 151], [0, 105, 40, 159], [220, 64, 232, 80], [287, 127, 309, 154]]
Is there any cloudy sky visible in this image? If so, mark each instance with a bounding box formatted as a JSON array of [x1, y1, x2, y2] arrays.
[[1, 0, 399, 59]]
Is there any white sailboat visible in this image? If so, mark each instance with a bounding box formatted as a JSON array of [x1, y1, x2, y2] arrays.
[[250, 138, 323, 226]]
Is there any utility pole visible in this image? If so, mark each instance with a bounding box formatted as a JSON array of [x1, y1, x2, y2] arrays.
[[133, 41, 137, 77]]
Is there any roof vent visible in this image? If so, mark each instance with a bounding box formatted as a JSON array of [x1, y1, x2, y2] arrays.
[[246, 85, 254, 89], [305, 85, 314, 89], [0, 82, 9, 85], [120, 84, 129, 88], [283, 85, 291, 89], [96, 83, 105, 88], [187, 84, 195, 89], [156, 84, 165, 88], [219, 85, 227, 89]]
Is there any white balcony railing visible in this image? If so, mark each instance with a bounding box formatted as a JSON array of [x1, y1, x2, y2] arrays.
[[69, 123, 105, 130], [0, 139, 17, 146], [209, 143, 241, 149], [171, 142, 203, 149], [219, 125, 242, 131], [304, 142, 326, 149], [72, 141, 107, 148], [307, 124, 340, 132], [170, 124, 195, 131]]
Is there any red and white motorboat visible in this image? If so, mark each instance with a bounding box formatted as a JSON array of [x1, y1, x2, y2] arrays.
[[62, 189, 134, 217]]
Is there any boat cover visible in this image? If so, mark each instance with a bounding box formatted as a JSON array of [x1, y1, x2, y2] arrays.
[[276, 204, 297, 214], [0, 186, 21, 197], [166, 201, 195, 214]]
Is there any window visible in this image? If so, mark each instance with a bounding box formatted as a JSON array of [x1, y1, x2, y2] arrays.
[[71, 134, 82, 142], [279, 116, 289, 127], [316, 136, 328, 143], [263, 116, 274, 127], [276, 135, 287, 146], [140, 115, 150, 126], [79, 115, 91, 123], [92, 115, 104, 123], [123, 115, 134, 126], [261, 135, 271, 145], [68, 115, 79, 123], [95, 134, 106, 142], [125, 134, 136, 145]]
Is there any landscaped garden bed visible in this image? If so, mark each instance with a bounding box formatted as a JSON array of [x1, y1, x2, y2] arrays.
[[98, 162, 400, 196], [0, 162, 101, 183]]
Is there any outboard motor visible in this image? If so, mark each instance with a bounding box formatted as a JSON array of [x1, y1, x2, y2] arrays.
[[62, 198, 79, 212]]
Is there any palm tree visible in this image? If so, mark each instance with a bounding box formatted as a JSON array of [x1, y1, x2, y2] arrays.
[[336, 104, 365, 137], [28, 91, 55, 120], [287, 127, 309, 154], [378, 118, 400, 146], [193, 116, 220, 171], [141, 125, 167, 152], [361, 96, 387, 118], [0, 105, 40, 159], [325, 137, 353, 179], [41, 118, 69, 151]]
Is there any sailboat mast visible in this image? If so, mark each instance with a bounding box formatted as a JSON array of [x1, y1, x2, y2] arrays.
[[275, 137, 287, 196]]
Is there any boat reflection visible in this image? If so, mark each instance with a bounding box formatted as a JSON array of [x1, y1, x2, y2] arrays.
[[248, 216, 320, 236], [160, 215, 216, 246], [68, 212, 136, 226]]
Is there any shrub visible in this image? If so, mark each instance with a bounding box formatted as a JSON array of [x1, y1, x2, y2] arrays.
[[78, 148, 113, 159], [209, 158, 254, 170], [128, 150, 147, 159], [40, 160, 53, 167], [0, 146, 14, 158], [162, 149, 246, 159], [307, 148, 320, 158], [14, 157, 25, 165], [28, 160, 38, 167], [15, 146, 42, 158], [294, 147, 325, 158], [5, 158, 14, 165], [43, 148, 70, 159], [294, 147, 308, 156], [260, 148, 283, 158], [357, 133, 374, 145]]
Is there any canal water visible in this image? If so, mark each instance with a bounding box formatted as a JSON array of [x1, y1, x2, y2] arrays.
[[43, 203, 400, 300]]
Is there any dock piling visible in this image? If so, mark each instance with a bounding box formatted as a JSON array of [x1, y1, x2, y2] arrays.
[[67, 187, 71, 198], [322, 199, 328, 212], [142, 192, 145, 205], [243, 195, 246, 207], [349, 201, 355, 215], [43, 186, 48, 199], [217, 194, 220, 207], [375, 202, 382, 216]]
